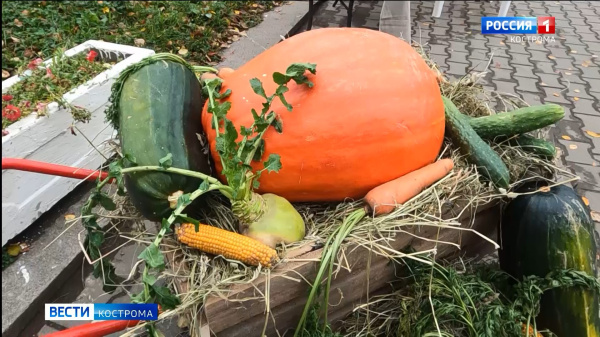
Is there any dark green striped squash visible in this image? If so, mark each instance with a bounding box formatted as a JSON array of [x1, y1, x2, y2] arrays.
[[118, 60, 214, 221], [499, 181, 600, 337]]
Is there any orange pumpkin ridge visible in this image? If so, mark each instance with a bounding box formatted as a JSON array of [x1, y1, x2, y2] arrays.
[[201, 28, 445, 202]]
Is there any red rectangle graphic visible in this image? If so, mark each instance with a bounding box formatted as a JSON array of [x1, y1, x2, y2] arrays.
[[537, 17, 555, 34]]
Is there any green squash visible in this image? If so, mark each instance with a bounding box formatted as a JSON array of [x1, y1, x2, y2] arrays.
[[118, 60, 214, 220], [499, 181, 600, 337]]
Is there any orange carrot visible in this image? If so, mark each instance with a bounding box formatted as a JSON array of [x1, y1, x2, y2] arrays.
[[364, 158, 454, 216]]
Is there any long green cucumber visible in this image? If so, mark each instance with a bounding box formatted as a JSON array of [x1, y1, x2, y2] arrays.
[[506, 134, 556, 159], [443, 96, 510, 189], [469, 104, 564, 139]]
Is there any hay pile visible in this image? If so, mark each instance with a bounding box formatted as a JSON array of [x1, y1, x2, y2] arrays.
[[91, 44, 576, 336]]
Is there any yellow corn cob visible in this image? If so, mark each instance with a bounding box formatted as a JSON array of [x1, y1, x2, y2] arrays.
[[176, 223, 278, 268]]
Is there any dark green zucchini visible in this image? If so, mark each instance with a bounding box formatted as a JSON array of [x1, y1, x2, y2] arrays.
[[118, 60, 214, 221], [499, 181, 600, 337], [442, 96, 510, 189], [469, 104, 564, 139]]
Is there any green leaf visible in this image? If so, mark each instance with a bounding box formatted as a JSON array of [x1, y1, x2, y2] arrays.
[[152, 285, 180, 310], [271, 117, 283, 133], [249, 78, 267, 99], [275, 86, 292, 111], [175, 193, 192, 209], [138, 243, 165, 270], [208, 101, 231, 118], [215, 88, 231, 99], [130, 291, 148, 304], [158, 153, 173, 169], [272, 72, 288, 85], [285, 63, 317, 87], [143, 273, 158, 286], [199, 179, 210, 191], [223, 118, 238, 146], [287, 62, 317, 76], [253, 113, 270, 133], [263, 153, 282, 173], [123, 153, 138, 166], [240, 125, 253, 136], [92, 191, 116, 211], [175, 214, 200, 231], [88, 230, 104, 247], [252, 139, 265, 161], [83, 216, 101, 230], [160, 218, 172, 233], [203, 77, 223, 93]]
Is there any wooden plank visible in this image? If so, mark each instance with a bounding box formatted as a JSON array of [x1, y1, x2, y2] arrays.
[[203, 202, 500, 336]]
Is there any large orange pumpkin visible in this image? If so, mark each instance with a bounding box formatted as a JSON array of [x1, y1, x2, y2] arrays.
[[201, 28, 445, 202]]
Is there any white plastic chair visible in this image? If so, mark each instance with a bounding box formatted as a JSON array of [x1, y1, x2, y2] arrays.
[[432, 1, 512, 18]]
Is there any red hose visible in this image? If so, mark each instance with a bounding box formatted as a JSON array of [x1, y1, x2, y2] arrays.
[[1, 158, 112, 182], [41, 320, 140, 337]]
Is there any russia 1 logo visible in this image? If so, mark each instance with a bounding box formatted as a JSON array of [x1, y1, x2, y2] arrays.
[[537, 17, 555, 34]]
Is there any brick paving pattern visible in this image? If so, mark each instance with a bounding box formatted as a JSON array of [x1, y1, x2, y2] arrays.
[[302, 1, 600, 232]]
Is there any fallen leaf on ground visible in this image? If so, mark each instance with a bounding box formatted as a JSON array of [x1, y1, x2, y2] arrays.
[[178, 48, 189, 56], [2, 70, 10, 78], [569, 144, 578, 149], [573, 97, 580, 101], [7, 244, 21, 257], [20, 242, 30, 252], [535, 40, 543, 45], [14, 18, 23, 27], [565, 72, 572, 75], [582, 196, 590, 206], [582, 61, 590, 67], [64, 214, 76, 221], [548, 55, 556, 59], [553, 92, 560, 97], [561, 135, 571, 140], [22, 9, 29, 16], [585, 130, 600, 138], [134, 38, 145, 47], [570, 50, 577, 53], [541, 82, 547, 86], [500, 41, 505, 45], [591, 211, 600, 222], [574, 89, 580, 93]]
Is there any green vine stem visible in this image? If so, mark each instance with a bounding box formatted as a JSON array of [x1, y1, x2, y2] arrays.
[[294, 208, 366, 336]]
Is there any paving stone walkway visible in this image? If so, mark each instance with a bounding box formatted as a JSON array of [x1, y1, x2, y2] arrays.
[[303, 0, 600, 232]]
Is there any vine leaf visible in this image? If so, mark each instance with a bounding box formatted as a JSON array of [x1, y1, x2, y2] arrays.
[[159, 153, 173, 169], [263, 154, 282, 173], [92, 191, 116, 211], [138, 243, 165, 270], [152, 285, 180, 310]]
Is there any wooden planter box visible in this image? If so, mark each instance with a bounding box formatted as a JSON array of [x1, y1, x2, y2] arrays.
[[1, 40, 154, 246], [197, 202, 502, 336]]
